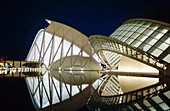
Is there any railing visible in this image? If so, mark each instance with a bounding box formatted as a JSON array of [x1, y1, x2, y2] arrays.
[[89, 35, 167, 71], [87, 82, 167, 110]]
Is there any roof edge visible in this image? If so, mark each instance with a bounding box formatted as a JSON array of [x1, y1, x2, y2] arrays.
[[123, 18, 170, 27]]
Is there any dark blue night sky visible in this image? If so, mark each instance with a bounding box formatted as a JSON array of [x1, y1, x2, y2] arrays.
[[0, 0, 170, 60]]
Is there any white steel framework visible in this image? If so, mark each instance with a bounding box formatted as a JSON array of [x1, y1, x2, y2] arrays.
[[26, 20, 100, 69]]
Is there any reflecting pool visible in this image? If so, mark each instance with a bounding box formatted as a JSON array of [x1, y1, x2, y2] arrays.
[[26, 70, 102, 111]]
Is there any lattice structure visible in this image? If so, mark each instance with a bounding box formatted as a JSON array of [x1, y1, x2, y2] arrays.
[[26, 20, 100, 69]]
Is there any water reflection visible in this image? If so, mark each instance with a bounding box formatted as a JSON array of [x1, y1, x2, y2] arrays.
[[26, 70, 101, 111], [0, 68, 46, 77]]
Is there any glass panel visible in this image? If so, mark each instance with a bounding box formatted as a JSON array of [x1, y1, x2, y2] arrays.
[[36, 32, 43, 50], [131, 26, 139, 32], [43, 42, 52, 67], [44, 32, 52, 51], [134, 103, 142, 110], [164, 91, 170, 99], [137, 35, 148, 42], [153, 41, 163, 49], [149, 107, 156, 111], [125, 38, 134, 44], [142, 22, 151, 28], [139, 44, 151, 51], [143, 100, 151, 107], [136, 27, 146, 33], [154, 33, 164, 39], [73, 45, 81, 55], [126, 31, 134, 37], [122, 25, 129, 30], [113, 32, 119, 36], [158, 43, 169, 50], [118, 31, 123, 35], [149, 24, 159, 30], [151, 49, 163, 57], [131, 40, 142, 47], [63, 40, 71, 57], [136, 21, 145, 26], [121, 30, 128, 36], [143, 29, 154, 36], [157, 27, 168, 33], [152, 96, 163, 104], [131, 33, 140, 39], [117, 25, 124, 30], [117, 36, 122, 40], [159, 103, 169, 110], [147, 38, 157, 45], [132, 20, 139, 25], [53, 36, 62, 57], [165, 37, 170, 44], [163, 54, 170, 63], [121, 36, 128, 42], [127, 25, 134, 31]]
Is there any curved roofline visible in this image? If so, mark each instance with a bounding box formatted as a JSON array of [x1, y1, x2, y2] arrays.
[[45, 19, 89, 39], [123, 18, 170, 27], [26, 29, 45, 61], [44, 19, 92, 57]]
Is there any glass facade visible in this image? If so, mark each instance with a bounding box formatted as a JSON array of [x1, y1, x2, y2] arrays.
[[110, 19, 170, 64], [87, 18, 170, 111]]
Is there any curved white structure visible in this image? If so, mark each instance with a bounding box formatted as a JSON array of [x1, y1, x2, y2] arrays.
[[25, 20, 102, 110], [26, 20, 100, 69]]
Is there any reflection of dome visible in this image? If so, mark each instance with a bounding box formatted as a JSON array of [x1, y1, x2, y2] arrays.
[[132, 6, 170, 23], [50, 55, 101, 85], [50, 71, 99, 85]]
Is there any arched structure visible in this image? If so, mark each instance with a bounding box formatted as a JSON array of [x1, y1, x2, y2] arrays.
[[25, 20, 102, 110], [89, 19, 170, 71], [26, 19, 100, 70], [87, 18, 170, 110], [25, 18, 170, 111]]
